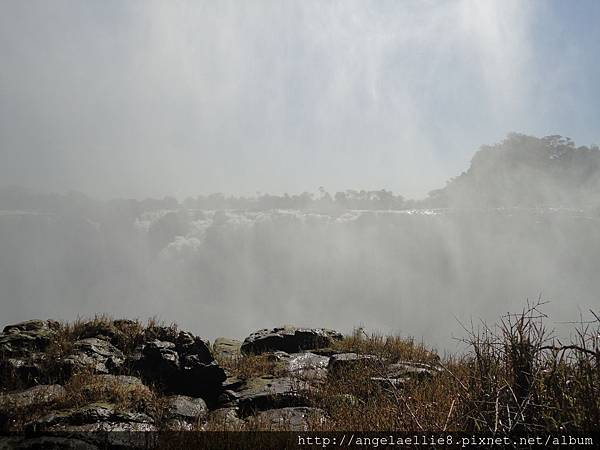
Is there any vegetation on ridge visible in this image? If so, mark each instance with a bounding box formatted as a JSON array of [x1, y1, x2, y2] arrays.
[[1, 303, 598, 433]]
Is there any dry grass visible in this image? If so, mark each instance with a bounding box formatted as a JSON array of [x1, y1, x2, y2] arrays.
[[2, 306, 599, 433], [331, 328, 440, 365], [217, 353, 287, 380]]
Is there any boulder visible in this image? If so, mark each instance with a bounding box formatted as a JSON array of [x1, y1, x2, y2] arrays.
[[0, 320, 60, 356], [133, 337, 226, 399], [285, 352, 330, 380], [163, 395, 208, 430], [0, 353, 48, 387], [234, 376, 310, 416], [207, 407, 244, 430], [241, 326, 343, 355], [252, 407, 327, 431], [213, 338, 242, 359], [0, 384, 66, 410], [62, 338, 125, 375]]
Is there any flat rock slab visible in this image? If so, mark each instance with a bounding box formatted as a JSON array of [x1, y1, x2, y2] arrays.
[[241, 326, 343, 355], [252, 407, 327, 431], [206, 407, 244, 430], [3, 436, 100, 450], [0, 384, 66, 410], [25, 402, 154, 432], [285, 352, 330, 381], [213, 338, 242, 359], [164, 395, 208, 424], [385, 362, 439, 380], [234, 376, 310, 416]]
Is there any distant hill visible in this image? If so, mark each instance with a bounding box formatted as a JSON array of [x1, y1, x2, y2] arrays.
[[426, 133, 600, 208]]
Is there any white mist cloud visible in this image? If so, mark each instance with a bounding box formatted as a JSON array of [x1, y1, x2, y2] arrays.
[[2, 0, 584, 200]]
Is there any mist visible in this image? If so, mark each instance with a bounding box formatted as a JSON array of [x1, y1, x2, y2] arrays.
[[1, 1, 600, 349]]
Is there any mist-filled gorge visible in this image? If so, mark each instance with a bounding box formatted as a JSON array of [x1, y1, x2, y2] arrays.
[[1, 134, 599, 350]]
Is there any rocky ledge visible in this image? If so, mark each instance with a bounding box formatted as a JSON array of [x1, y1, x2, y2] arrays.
[[0, 319, 440, 448]]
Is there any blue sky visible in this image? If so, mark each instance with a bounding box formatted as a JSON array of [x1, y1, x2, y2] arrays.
[[0, 0, 598, 199]]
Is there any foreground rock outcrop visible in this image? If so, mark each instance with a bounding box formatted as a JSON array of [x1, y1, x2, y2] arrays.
[[1, 318, 442, 446], [240, 326, 343, 355]]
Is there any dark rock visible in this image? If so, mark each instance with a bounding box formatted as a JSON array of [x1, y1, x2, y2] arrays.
[[252, 407, 327, 431], [62, 338, 125, 375], [0, 353, 48, 387], [6, 436, 99, 450], [213, 337, 242, 359], [0, 384, 65, 410], [241, 326, 343, 355], [234, 376, 310, 417], [176, 331, 212, 360], [0, 320, 59, 356], [133, 339, 226, 399], [163, 395, 208, 430]]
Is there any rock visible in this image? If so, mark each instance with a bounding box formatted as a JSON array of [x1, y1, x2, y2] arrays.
[[252, 407, 327, 431], [163, 395, 208, 430], [267, 351, 291, 362], [385, 361, 439, 380], [92, 374, 145, 386], [0, 320, 59, 356], [207, 407, 244, 430], [5, 436, 99, 450], [133, 338, 226, 399], [327, 353, 381, 375], [285, 352, 329, 380], [234, 376, 310, 416], [62, 338, 125, 375], [213, 338, 242, 359], [25, 402, 155, 432], [0, 384, 65, 410], [0, 353, 48, 387], [369, 361, 439, 388], [241, 326, 343, 355]]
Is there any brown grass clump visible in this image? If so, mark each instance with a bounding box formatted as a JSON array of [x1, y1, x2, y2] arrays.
[[217, 354, 287, 380], [331, 328, 440, 364]]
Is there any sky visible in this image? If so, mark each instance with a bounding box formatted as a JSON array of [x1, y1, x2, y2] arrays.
[[1, 0, 599, 200]]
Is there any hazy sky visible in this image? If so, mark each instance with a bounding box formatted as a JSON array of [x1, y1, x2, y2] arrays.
[[1, 0, 599, 200]]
